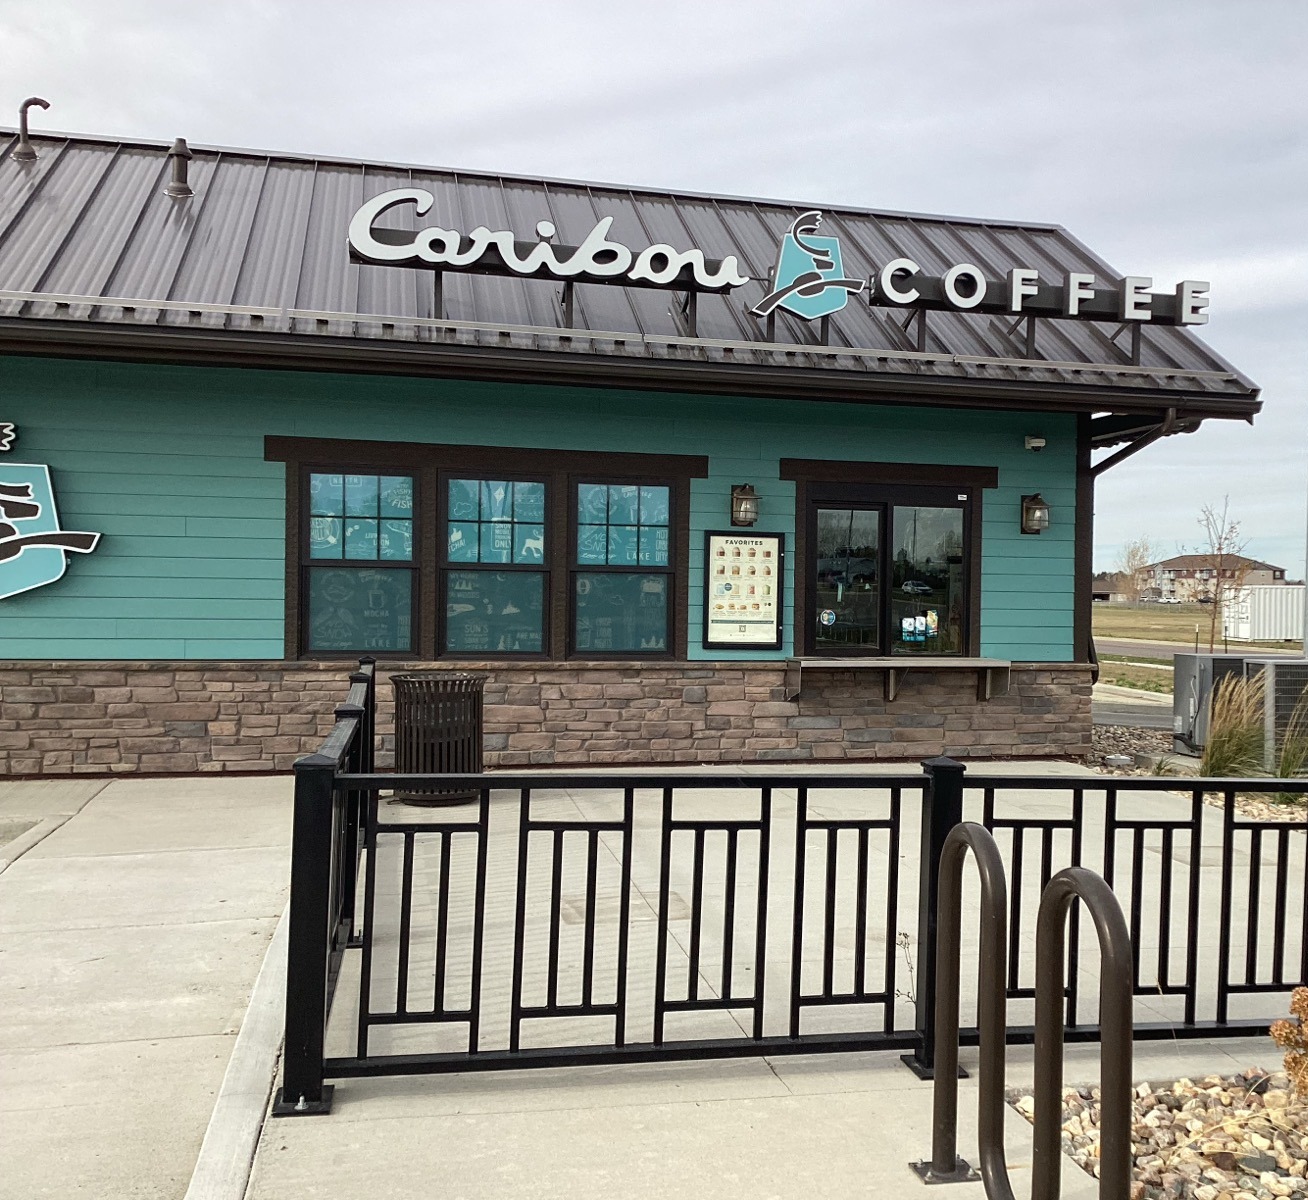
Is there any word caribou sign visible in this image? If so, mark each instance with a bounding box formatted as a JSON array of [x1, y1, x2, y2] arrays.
[[347, 193, 1211, 326], [348, 188, 750, 293]]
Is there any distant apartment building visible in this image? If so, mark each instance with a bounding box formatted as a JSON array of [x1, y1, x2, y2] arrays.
[[1144, 554, 1287, 601]]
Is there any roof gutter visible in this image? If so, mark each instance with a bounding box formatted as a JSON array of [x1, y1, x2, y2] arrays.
[[1090, 407, 1182, 476], [0, 319, 1263, 423]]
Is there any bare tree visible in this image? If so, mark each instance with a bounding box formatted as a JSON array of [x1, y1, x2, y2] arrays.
[[1116, 536, 1159, 603], [1196, 498, 1253, 651]]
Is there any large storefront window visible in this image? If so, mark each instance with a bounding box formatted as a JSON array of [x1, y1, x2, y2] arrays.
[[305, 472, 416, 652], [288, 448, 698, 659], [804, 484, 973, 656]]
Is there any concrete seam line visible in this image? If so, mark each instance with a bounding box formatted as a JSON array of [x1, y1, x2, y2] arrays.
[[0, 781, 111, 875], [183, 904, 289, 1200]]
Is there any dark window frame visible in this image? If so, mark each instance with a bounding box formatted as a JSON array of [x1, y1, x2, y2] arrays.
[[568, 473, 679, 661], [781, 459, 994, 659], [437, 469, 553, 661], [296, 461, 421, 660], [272, 437, 705, 661], [803, 482, 978, 657]]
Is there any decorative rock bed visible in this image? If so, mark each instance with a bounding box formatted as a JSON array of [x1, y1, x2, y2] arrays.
[[1010, 1070, 1307, 1198]]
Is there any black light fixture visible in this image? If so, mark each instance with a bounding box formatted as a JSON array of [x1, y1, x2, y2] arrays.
[[1021, 493, 1050, 535], [730, 483, 759, 527]]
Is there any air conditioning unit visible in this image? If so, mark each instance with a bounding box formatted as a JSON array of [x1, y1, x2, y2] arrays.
[[1243, 658, 1308, 767], [1172, 652, 1249, 755]]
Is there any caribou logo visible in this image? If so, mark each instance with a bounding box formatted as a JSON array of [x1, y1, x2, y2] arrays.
[[0, 426, 101, 600], [751, 210, 866, 321]]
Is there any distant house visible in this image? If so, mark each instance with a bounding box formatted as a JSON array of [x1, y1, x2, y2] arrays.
[[1091, 571, 1129, 602], [1146, 554, 1287, 601]]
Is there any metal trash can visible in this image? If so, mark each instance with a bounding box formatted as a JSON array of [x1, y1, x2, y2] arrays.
[[391, 671, 486, 804]]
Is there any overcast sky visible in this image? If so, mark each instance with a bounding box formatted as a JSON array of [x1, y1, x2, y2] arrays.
[[4, 0, 1305, 574]]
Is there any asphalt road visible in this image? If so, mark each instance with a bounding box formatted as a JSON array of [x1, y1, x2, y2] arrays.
[[1092, 698, 1174, 729], [1096, 637, 1303, 661]]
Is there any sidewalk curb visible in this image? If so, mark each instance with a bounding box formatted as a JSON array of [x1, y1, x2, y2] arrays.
[[183, 904, 288, 1200]]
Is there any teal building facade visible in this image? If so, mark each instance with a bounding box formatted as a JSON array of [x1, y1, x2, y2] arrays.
[[0, 129, 1259, 773]]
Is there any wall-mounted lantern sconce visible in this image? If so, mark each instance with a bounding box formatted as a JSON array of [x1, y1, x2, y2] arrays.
[[730, 483, 759, 527], [1021, 493, 1050, 535]]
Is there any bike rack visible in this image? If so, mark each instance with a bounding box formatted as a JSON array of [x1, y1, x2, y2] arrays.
[[911, 822, 1134, 1199]]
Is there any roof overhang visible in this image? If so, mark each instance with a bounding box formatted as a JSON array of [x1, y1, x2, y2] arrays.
[[0, 315, 1262, 426]]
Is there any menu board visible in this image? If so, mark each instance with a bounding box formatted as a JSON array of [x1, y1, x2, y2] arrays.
[[703, 531, 784, 649]]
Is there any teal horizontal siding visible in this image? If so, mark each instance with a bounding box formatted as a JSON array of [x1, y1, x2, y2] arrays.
[[1, 355, 1078, 663]]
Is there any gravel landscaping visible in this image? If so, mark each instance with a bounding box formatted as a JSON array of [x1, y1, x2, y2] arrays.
[[1011, 1070, 1308, 1199]]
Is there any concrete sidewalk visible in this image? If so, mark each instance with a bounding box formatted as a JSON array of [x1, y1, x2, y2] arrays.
[[0, 764, 1295, 1199], [0, 774, 292, 1199], [244, 1036, 1276, 1200]]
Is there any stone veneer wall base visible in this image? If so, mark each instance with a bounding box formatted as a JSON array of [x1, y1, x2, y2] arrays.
[[0, 661, 1093, 776]]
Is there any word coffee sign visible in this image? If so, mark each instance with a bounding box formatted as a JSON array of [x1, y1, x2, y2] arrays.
[[753, 210, 1210, 326], [348, 189, 750, 293]]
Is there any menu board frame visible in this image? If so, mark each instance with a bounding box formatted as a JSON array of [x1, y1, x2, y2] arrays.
[[702, 530, 785, 650]]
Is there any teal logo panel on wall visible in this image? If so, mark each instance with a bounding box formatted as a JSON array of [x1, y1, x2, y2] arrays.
[[0, 430, 102, 600], [751, 210, 867, 321]]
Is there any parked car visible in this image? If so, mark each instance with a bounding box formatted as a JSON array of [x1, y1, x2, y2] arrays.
[[900, 580, 933, 595]]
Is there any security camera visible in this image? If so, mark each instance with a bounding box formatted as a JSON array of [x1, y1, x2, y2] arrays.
[[1024, 436, 1046, 452]]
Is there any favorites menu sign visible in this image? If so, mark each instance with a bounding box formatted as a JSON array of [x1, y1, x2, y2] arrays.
[[703, 531, 784, 650]]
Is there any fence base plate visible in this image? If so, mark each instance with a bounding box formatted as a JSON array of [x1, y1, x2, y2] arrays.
[[900, 1052, 969, 1081], [909, 1157, 979, 1184], [271, 1085, 334, 1117]]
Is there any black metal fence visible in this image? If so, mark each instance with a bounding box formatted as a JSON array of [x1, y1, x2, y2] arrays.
[[274, 659, 1308, 1114]]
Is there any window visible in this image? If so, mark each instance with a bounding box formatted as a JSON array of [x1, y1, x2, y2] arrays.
[[304, 471, 415, 653], [443, 477, 546, 654], [278, 440, 704, 659], [808, 494, 968, 656], [573, 482, 672, 653], [780, 460, 991, 659]]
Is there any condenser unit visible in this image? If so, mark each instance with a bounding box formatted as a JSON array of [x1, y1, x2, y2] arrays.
[[1243, 658, 1308, 767], [1172, 652, 1249, 755]]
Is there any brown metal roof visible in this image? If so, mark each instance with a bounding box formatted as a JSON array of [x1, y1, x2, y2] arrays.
[[0, 128, 1261, 420]]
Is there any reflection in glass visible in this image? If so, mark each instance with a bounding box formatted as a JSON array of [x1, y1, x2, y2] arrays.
[[574, 573, 668, 652], [577, 525, 607, 564], [639, 486, 670, 526], [813, 507, 881, 650], [345, 475, 379, 517], [513, 481, 545, 522], [380, 520, 413, 561], [577, 483, 608, 524], [308, 567, 411, 652], [379, 476, 413, 517], [309, 516, 343, 559], [309, 474, 344, 516], [890, 506, 964, 655], [639, 526, 669, 567], [445, 570, 544, 653], [513, 524, 545, 563], [481, 480, 511, 521], [344, 518, 378, 559], [448, 479, 480, 521]]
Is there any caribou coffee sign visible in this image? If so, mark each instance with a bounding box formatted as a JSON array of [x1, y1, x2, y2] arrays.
[[348, 188, 749, 293], [751, 210, 1210, 326], [0, 424, 101, 601], [348, 193, 1210, 325]]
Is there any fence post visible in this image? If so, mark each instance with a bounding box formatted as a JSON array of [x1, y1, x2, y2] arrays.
[[353, 656, 376, 775], [336, 702, 366, 942], [273, 752, 338, 1116], [903, 755, 966, 1079]]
